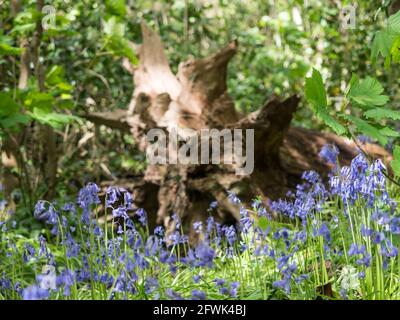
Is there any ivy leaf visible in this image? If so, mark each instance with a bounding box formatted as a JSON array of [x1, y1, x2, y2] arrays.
[[347, 75, 389, 107], [364, 108, 400, 121], [341, 114, 388, 146], [392, 146, 400, 177], [305, 68, 327, 111]]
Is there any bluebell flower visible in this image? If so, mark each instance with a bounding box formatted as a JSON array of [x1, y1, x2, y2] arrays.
[[229, 282, 240, 298], [154, 226, 164, 237], [193, 221, 203, 233], [22, 285, 49, 300], [136, 208, 147, 226], [191, 289, 206, 300], [273, 277, 291, 294], [213, 278, 225, 287], [112, 206, 129, 219], [317, 223, 331, 243], [361, 225, 373, 237], [319, 144, 339, 166], [227, 190, 241, 205], [222, 225, 237, 246], [166, 288, 184, 300], [209, 201, 218, 209]]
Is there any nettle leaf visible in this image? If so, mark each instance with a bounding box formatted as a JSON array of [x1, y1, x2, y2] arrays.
[[341, 114, 388, 146], [364, 107, 400, 121], [0, 93, 21, 117], [392, 146, 400, 176], [347, 75, 389, 107], [305, 68, 327, 111], [379, 127, 400, 138], [316, 109, 347, 136], [305, 69, 346, 136], [371, 30, 393, 63]]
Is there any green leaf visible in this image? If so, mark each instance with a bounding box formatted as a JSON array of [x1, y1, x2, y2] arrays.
[[0, 113, 30, 129], [379, 127, 400, 138], [45, 65, 65, 86], [0, 40, 22, 56], [371, 30, 393, 63], [388, 11, 400, 35], [105, 0, 126, 17], [392, 146, 400, 176], [347, 76, 389, 107], [0, 93, 21, 117], [29, 110, 80, 129], [390, 36, 400, 64], [392, 146, 400, 175], [316, 109, 347, 136], [103, 16, 125, 37], [24, 91, 54, 113], [364, 108, 400, 121], [305, 68, 327, 111], [257, 216, 269, 232], [341, 114, 388, 145]]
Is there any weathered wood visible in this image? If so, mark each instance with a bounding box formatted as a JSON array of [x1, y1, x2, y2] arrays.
[[86, 23, 391, 239]]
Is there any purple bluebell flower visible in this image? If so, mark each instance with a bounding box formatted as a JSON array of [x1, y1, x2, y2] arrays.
[[319, 144, 339, 165], [191, 289, 206, 300], [136, 208, 147, 226], [22, 285, 49, 300]]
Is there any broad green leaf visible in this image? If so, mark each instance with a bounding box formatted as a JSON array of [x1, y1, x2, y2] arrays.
[[305, 68, 327, 111], [364, 108, 400, 121], [0, 41, 22, 56], [45, 65, 65, 86], [0, 113, 30, 129], [29, 110, 80, 129], [24, 92, 54, 113], [316, 109, 347, 136], [371, 30, 393, 63], [0, 93, 21, 117], [347, 76, 389, 107], [341, 114, 388, 145], [392, 146, 400, 176]]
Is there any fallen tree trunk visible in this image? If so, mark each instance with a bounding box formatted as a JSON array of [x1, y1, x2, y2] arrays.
[[86, 23, 390, 240]]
